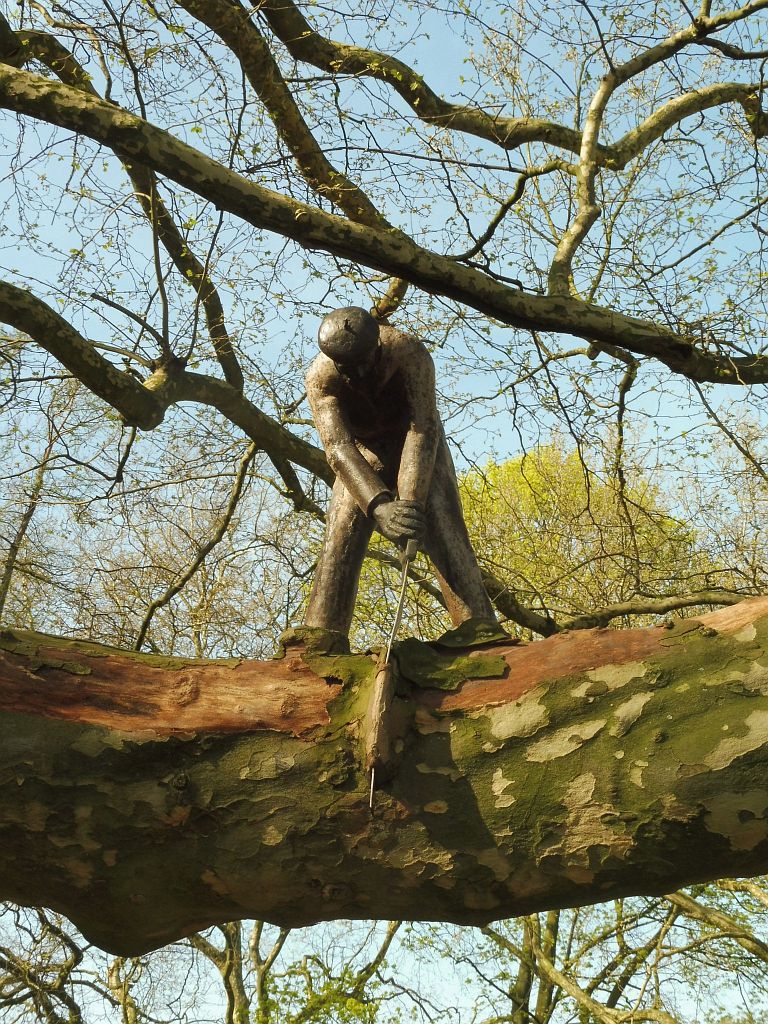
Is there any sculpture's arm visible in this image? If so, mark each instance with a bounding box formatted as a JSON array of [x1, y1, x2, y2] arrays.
[[396, 341, 440, 507], [306, 366, 389, 512]]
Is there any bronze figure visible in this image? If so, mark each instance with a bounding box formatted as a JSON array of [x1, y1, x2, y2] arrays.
[[303, 306, 498, 639]]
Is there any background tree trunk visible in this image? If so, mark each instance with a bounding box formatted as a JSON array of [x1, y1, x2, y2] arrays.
[[1, 598, 768, 955]]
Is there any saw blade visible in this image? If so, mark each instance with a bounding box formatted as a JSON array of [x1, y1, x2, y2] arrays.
[[384, 538, 417, 663]]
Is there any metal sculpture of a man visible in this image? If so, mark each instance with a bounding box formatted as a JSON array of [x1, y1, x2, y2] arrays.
[[304, 306, 499, 640]]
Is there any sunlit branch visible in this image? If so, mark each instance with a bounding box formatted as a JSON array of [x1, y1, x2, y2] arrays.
[[666, 890, 768, 965], [699, 37, 768, 58], [5, 20, 245, 388], [0, 280, 331, 481], [259, 0, 767, 170], [0, 280, 166, 429], [562, 590, 746, 630], [1, 64, 768, 379]]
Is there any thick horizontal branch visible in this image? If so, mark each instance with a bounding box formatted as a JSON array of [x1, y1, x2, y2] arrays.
[[258, 0, 767, 163], [257, 0, 589, 157], [609, 81, 767, 169], [0, 280, 167, 429], [1, 63, 766, 383], [561, 590, 747, 630], [0, 281, 331, 481], [145, 361, 332, 483], [1, 598, 768, 955]]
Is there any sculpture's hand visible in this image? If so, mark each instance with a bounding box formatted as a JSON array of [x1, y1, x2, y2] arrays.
[[372, 500, 425, 548]]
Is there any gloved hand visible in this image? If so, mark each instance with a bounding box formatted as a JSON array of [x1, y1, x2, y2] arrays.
[[371, 499, 425, 548]]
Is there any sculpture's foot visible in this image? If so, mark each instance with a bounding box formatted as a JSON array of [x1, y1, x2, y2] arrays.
[[276, 626, 351, 658]]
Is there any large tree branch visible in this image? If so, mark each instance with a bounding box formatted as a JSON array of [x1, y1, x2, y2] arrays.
[[549, 1, 768, 294], [1, 63, 766, 383], [258, 0, 767, 300], [0, 280, 167, 429], [561, 590, 747, 631], [255, 0, 590, 159], [609, 81, 768, 169], [665, 890, 768, 965], [257, 0, 767, 165], [0, 281, 331, 482], [1, 18, 245, 388], [175, 0, 386, 227], [2, 598, 768, 955]]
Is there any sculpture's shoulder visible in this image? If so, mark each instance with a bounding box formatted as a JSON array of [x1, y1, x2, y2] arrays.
[[305, 352, 337, 395], [379, 324, 433, 372]]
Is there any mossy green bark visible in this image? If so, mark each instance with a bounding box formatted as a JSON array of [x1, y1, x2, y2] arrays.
[[2, 604, 768, 955]]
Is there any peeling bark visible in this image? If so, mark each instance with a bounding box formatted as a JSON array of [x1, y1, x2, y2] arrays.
[[2, 598, 768, 955]]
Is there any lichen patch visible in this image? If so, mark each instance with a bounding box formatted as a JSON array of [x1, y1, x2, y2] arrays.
[[463, 889, 500, 910], [610, 692, 653, 737], [64, 858, 93, 890], [537, 773, 634, 867], [704, 790, 768, 850], [24, 800, 49, 832], [705, 710, 768, 770], [733, 623, 757, 643], [479, 694, 549, 741], [629, 760, 649, 787], [491, 768, 516, 808], [252, 753, 296, 779], [476, 847, 511, 881], [423, 800, 448, 814], [585, 661, 648, 691], [525, 719, 606, 762], [416, 763, 462, 781]]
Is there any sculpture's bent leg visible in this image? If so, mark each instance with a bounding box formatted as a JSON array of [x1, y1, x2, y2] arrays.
[[304, 477, 374, 635], [424, 439, 498, 626]]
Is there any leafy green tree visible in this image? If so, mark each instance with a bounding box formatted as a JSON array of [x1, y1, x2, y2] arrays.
[[461, 444, 709, 632]]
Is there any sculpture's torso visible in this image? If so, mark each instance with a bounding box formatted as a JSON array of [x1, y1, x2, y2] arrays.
[[307, 324, 422, 443]]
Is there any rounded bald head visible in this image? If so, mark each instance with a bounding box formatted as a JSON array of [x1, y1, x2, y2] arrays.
[[318, 307, 380, 367]]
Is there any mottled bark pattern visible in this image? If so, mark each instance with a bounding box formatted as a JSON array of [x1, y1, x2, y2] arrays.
[[1, 599, 768, 955]]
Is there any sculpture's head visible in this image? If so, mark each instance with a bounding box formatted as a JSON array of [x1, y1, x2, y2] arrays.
[[318, 307, 380, 381]]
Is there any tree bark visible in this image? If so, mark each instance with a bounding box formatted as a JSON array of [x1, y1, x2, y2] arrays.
[[1, 599, 768, 955]]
